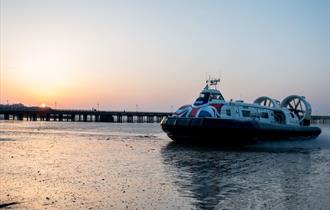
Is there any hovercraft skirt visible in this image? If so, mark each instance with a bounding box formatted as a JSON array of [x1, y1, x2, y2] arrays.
[[161, 117, 321, 144]]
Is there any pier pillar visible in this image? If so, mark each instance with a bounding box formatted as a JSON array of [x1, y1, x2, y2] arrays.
[[147, 116, 153, 123], [83, 114, 87, 122], [4, 114, 9, 120], [156, 116, 163, 123], [17, 114, 24, 121], [127, 115, 133, 123], [117, 115, 122, 123], [137, 116, 143, 123], [73, 114, 76, 122], [95, 114, 100, 122], [100, 114, 114, 122]]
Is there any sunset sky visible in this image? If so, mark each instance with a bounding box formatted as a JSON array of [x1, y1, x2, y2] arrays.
[[0, 0, 329, 114]]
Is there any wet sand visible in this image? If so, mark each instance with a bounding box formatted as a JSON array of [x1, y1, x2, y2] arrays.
[[0, 124, 192, 209], [1, 122, 330, 209]]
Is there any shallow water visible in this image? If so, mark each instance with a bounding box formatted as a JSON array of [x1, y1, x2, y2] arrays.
[[0, 121, 329, 210]]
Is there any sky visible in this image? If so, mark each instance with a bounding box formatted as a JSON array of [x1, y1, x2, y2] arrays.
[[0, 0, 329, 114]]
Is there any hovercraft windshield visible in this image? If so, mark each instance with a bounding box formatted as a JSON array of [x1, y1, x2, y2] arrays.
[[193, 91, 224, 106]]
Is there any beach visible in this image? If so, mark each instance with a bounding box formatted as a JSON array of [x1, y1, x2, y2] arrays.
[[1, 121, 330, 209]]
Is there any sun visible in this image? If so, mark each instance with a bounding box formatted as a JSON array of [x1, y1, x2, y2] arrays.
[[41, 103, 46, 108]]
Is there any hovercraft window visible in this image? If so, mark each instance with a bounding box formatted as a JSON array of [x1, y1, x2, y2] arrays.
[[193, 93, 210, 106], [226, 109, 231, 116], [209, 94, 222, 101], [261, 112, 269, 118], [242, 110, 251, 117], [215, 93, 224, 100]]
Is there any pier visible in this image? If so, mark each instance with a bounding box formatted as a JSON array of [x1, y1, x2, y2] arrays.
[[0, 108, 171, 123], [0, 107, 329, 124], [311, 116, 330, 124]]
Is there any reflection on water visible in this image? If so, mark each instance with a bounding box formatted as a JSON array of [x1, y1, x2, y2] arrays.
[[161, 132, 330, 210]]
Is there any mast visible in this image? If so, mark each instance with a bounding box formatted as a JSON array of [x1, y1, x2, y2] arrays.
[[206, 78, 220, 90]]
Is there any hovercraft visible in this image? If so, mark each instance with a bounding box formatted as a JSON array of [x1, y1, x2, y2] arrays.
[[161, 79, 321, 144]]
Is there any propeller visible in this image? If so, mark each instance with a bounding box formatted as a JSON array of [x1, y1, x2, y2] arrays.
[[281, 95, 312, 124], [254, 96, 279, 108]]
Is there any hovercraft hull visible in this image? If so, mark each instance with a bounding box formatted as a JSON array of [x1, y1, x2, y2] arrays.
[[161, 117, 321, 145]]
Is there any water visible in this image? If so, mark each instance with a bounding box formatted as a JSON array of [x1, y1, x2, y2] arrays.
[[1, 121, 329, 210]]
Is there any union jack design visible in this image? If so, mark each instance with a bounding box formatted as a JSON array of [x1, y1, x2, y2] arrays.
[[173, 103, 224, 118]]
